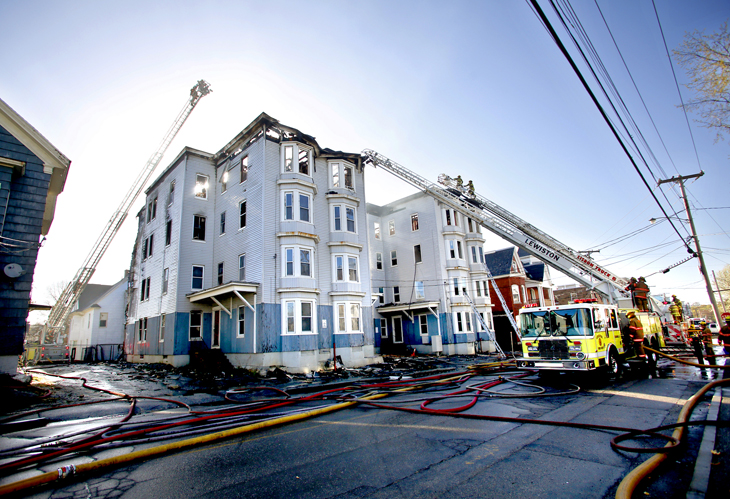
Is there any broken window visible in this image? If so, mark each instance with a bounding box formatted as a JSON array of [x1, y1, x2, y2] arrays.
[[139, 317, 148, 341], [162, 268, 169, 294], [457, 241, 463, 259], [388, 220, 395, 236], [391, 250, 397, 267], [376, 252, 383, 270], [221, 168, 228, 193], [284, 145, 294, 172], [218, 262, 224, 286], [165, 219, 172, 246], [298, 149, 309, 175], [239, 254, 246, 281], [344, 164, 353, 189], [195, 174, 208, 199], [411, 213, 419, 231], [239, 200, 247, 229], [147, 197, 157, 223], [445, 209, 452, 226], [240, 156, 249, 183], [374, 222, 380, 240], [331, 162, 340, 187], [189, 311, 202, 339], [220, 212, 226, 235], [378, 287, 385, 304], [414, 244, 422, 264], [415, 281, 425, 299], [193, 215, 206, 241], [168, 180, 175, 205]]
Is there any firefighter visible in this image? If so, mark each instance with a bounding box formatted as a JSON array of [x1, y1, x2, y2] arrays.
[[455, 175, 463, 188], [719, 318, 730, 355], [625, 278, 638, 309], [626, 311, 647, 361], [690, 325, 705, 364], [701, 320, 716, 364], [634, 277, 650, 311], [467, 180, 475, 198], [671, 295, 683, 322]]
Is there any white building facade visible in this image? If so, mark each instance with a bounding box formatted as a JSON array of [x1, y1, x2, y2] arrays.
[[124, 113, 381, 372], [367, 192, 497, 356]]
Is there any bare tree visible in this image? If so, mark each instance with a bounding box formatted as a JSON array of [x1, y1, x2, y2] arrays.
[[715, 264, 730, 310], [46, 280, 70, 305], [674, 21, 730, 141]]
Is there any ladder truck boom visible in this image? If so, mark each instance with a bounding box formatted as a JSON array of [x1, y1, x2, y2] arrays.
[[361, 149, 629, 303], [44, 80, 212, 343]]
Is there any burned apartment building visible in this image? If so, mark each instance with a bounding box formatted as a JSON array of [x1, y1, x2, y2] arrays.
[[367, 192, 497, 356], [124, 113, 381, 372]]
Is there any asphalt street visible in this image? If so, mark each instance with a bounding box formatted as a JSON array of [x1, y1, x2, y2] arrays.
[[2, 354, 725, 499]]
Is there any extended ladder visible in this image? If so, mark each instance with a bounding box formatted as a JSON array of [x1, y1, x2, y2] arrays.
[[361, 150, 629, 303], [463, 291, 507, 359], [44, 80, 212, 344]]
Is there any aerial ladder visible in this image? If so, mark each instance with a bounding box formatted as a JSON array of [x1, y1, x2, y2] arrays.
[[42, 80, 212, 346], [361, 150, 631, 306]]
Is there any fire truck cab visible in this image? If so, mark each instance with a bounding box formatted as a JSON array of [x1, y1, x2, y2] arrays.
[[516, 299, 665, 376]]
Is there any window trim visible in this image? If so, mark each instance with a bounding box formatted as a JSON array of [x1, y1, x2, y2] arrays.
[[332, 254, 359, 283], [282, 190, 312, 223], [239, 200, 247, 230], [282, 245, 314, 278], [282, 299, 317, 335], [281, 142, 313, 177], [375, 252, 383, 270], [331, 204, 357, 233], [189, 310, 202, 340], [240, 156, 249, 183], [238, 254, 246, 281], [411, 213, 419, 231], [334, 301, 363, 334], [414, 244, 422, 264], [419, 314, 429, 336], [220, 211, 226, 236], [391, 250, 398, 267], [99, 312, 108, 328], [162, 268, 169, 295], [193, 215, 206, 241], [237, 306, 246, 337]]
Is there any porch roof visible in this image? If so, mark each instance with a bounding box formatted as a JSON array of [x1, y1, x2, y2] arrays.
[[376, 301, 440, 315]]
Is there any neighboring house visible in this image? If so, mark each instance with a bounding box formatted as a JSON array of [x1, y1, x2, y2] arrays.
[[124, 113, 381, 372], [0, 98, 69, 374], [67, 274, 128, 361], [483, 247, 526, 351], [553, 284, 605, 305], [367, 192, 496, 356], [518, 248, 555, 307]]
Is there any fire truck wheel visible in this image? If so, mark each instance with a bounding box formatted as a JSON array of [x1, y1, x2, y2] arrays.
[[606, 350, 621, 380], [645, 341, 658, 368]]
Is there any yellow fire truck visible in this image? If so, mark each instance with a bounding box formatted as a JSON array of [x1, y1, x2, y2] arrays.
[[515, 299, 665, 376]]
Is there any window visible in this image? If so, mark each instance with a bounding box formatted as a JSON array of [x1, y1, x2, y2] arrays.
[[332, 205, 356, 232], [330, 162, 355, 190], [448, 240, 456, 259], [195, 174, 208, 199], [419, 315, 428, 336], [411, 213, 419, 231], [380, 318, 387, 338], [453, 278, 460, 296], [475, 280, 482, 297], [299, 194, 310, 222], [393, 316, 403, 343], [192, 265, 204, 290], [165, 219, 172, 246], [512, 284, 521, 303], [522, 285, 527, 304], [240, 156, 248, 183], [138, 317, 148, 341], [465, 313, 472, 332], [193, 215, 206, 241], [239, 201, 247, 229], [190, 311, 202, 339], [99, 312, 108, 328], [479, 246, 484, 263], [388, 220, 395, 236], [147, 197, 157, 223], [284, 192, 293, 220], [160, 314, 166, 342], [374, 222, 380, 240], [445, 209, 452, 226], [239, 254, 246, 281], [283, 300, 316, 334], [482, 280, 489, 298], [376, 252, 383, 270], [414, 244, 422, 263], [220, 212, 226, 235], [457, 241, 463, 259], [162, 268, 169, 295], [142, 238, 148, 260], [378, 287, 385, 304], [393, 286, 400, 302], [471, 246, 478, 264], [468, 217, 473, 232], [140, 277, 150, 302], [168, 180, 175, 205], [415, 281, 425, 299], [456, 312, 463, 332], [333, 255, 358, 282], [283, 246, 313, 277], [346, 207, 355, 232], [391, 250, 397, 267], [282, 143, 312, 176], [335, 302, 362, 333], [238, 306, 246, 337], [218, 262, 224, 285], [221, 168, 228, 193]]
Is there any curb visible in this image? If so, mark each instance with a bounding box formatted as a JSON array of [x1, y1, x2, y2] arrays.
[[686, 385, 722, 498]]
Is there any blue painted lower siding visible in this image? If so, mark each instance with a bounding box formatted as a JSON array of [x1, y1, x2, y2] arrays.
[[375, 312, 479, 351], [125, 303, 375, 357]]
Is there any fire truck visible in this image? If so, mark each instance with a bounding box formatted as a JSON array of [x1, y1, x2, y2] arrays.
[[515, 299, 665, 376]]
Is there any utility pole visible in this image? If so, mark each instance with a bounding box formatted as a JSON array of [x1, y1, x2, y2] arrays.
[[712, 270, 727, 314], [657, 172, 721, 323]]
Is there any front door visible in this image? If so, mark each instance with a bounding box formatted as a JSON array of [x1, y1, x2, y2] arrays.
[[212, 309, 221, 348], [393, 316, 403, 343]]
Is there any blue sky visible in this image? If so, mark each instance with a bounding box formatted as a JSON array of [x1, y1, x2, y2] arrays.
[[2, 0, 728, 307]]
